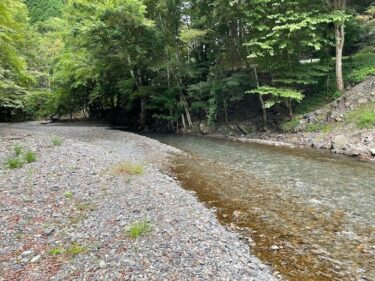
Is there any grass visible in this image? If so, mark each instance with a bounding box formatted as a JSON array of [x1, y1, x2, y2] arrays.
[[65, 243, 87, 256], [49, 248, 64, 255], [5, 157, 24, 169], [346, 102, 375, 129], [24, 151, 37, 163], [14, 145, 23, 156], [347, 106, 375, 129], [125, 220, 152, 239], [69, 213, 87, 225], [112, 162, 144, 176], [75, 202, 96, 212], [52, 137, 62, 146], [49, 243, 87, 256], [64, 191, 73, 199], [280, 117, 300, 133], [305, 123, 333, 133]]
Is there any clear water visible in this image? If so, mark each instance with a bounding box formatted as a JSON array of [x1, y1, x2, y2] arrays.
[[147, 134, 375, 281]]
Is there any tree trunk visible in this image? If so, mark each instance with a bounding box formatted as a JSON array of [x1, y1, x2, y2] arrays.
[[252, 66, 267, 128], [335, 22, 345, 92], [328, 0, 346, 92]]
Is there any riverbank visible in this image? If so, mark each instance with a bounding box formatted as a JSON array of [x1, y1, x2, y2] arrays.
[[193, 76, 375, 162], [0, 123, 279, 280]]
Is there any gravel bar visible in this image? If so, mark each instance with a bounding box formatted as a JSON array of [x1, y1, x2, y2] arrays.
[[0, 122, 279, 280]]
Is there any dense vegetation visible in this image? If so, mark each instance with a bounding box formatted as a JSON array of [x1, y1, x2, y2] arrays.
[[0, 0, 374, 131]]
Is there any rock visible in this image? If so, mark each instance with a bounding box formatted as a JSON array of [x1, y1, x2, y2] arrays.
[[270, 245, 279, 251], [44, 228, 55, 236], [30, 255, 41, 263], [99, 260, 107, 269], [369, 148, 375, 156], [332, 135, 349, 151], [21, 250, 33, 258], [199, 123, 211, 135], [344, 149, 360, 157], [358, 97, 368, 104]]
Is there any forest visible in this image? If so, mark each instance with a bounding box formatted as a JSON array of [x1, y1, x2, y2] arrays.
[[1, 0, 374, 131]]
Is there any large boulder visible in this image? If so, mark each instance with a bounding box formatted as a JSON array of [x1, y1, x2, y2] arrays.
[[332, 135, 349, 151]]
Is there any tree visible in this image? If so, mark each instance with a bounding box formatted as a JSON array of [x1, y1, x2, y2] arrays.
[[0, 0, 34, 120], [327, 0, 348, 93]]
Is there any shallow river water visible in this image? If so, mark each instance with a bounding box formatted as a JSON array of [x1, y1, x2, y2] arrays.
[[147, 134, 375, 281]]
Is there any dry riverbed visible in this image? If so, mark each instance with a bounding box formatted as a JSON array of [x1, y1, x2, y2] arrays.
[[0, 123, 278, 280]]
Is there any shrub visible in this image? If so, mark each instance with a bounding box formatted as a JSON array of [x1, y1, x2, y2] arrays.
[[24, 151, 37, 163], [5, 157, 24, 169], [126, 220, 152, 239]]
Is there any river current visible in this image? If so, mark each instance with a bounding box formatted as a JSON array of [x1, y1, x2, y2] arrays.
[[147, 134, 375, 281]]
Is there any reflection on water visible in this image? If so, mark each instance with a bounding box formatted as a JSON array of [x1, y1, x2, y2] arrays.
[[148, 134, 375, 281]]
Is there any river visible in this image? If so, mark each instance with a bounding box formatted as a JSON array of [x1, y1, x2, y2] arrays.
[[146, 133, 375, 281]]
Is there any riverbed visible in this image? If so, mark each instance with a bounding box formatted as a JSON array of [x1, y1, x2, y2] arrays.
[[147, 133, 375, 281]]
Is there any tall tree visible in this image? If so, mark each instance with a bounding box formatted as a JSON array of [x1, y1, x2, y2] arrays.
[[327, 0, 347, 93]]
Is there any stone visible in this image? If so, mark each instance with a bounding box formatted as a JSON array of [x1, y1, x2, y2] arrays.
[[270, 245, 279, 251], [99, 260, 107, 269], [44, 228, 55, 236], [332, 135, 349, 151], [358, 97, 368, 104], [30, 255, 41, 263], [21, 250, 33, 258], [369, 148, 375, 156], [199, 123, 210, 135]]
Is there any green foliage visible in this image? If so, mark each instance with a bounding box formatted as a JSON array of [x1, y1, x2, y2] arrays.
[[347, 105, 375, 129], [126, 220, 152, 239], [49, 244, 87, 256], [65, 244, 87, 256], [5, 157, 24, 169], [247, 86, 304, 109], [112, 162, 144, 176], [49, 248, 64, 255], [305, 123, 333, 133], [64, 191, 73, 199], [26, 0, 64, 24], [14, 145, 23, 156], [52, 137, 62, 146], [24, 151, 37, 163], [345, 48, 375, 84], [281, 118, 301, 133]]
